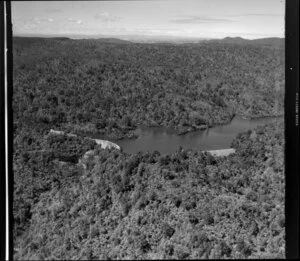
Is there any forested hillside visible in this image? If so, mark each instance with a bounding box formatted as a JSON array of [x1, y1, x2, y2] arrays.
[[13, 120, 284, 259], [12, 37, 285, 260], [13, 37, 284, 139]]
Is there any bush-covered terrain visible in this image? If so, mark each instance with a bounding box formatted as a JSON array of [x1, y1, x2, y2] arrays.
[[13, 37, 285, 259], [13, 37, 284, 139], [13, 121, 284, 259]]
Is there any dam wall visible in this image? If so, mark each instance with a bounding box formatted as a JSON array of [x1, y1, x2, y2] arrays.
[[49, 129, 121, 150], [206, 148, 236, 157], [93, 139, 121, 150]]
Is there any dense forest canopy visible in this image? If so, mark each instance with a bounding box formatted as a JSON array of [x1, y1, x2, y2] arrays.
[[13, 121, 284, 259], [12, 37, 285, 259], [13, 37, 284, 139]]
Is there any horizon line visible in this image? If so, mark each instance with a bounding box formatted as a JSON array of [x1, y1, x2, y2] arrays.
[[13, 33, 285, 41]]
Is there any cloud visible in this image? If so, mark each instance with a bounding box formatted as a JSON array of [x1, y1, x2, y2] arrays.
[[97, 12, 109, 18], [94, 12, 121, 22], [45, 8, 61, 14], [170, 16, 233, 24], [33, 17, 41, 24], [17, 17, 55, 24], [68, 18, 83, 25]]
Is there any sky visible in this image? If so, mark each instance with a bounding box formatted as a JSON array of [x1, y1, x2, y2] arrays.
[[12, 0, 285, 39]]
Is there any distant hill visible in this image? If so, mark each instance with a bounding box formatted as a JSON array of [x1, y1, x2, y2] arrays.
[[221, 37, 247, 44], [250, 37, 284, 46], [13, 36, 71, 44], [13, 33, 205, 44], [13, 35, 132, 45], [89, 37, 131, 44], [115, 34, 207, 43], [13, 34, 284, 46], [14, 34, 71, 40], [212, 36, 284, 46]]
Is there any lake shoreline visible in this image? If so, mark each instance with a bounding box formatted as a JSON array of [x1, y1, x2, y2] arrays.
[[50, 114, 283, 156], [73, 114, 284, 149], [110, 113, 284, 141], [114, 115, 283, 154]]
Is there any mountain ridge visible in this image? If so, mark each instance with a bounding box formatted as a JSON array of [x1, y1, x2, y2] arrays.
[[13, 34, 284, 46]]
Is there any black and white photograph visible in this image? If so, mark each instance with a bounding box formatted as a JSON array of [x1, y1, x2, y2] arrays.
[[7, 0, 288, 259]]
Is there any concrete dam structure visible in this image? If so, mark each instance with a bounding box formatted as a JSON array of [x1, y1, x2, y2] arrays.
[[49, 129, 121, 151], [49, 129, 235, 160], [206, 148, 236, 157], [93, 139, 121, 150]]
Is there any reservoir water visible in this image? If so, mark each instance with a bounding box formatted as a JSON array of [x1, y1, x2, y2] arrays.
[[87, 116, 282, 154], [111, 116, 283, 154]]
